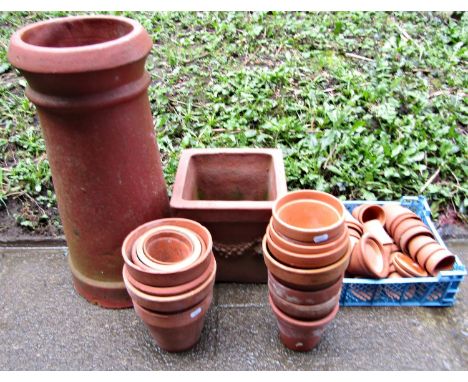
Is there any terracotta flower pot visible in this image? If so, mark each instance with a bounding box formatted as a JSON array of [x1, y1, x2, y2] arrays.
[[122, 254, 216, 297], [416, 242, 445, 269], [393, 218, 426, 246], [383, 204, 418, 234], [352, 204, 385, 225], [133, 292, 213, 352], [407, 236, 436, 261], [271, 190, 346, 244], [268, 218, 349, 255], [363, 219, 393, 245], [398, 226, 434, 256], [170, 148, 288, 283], [267, 271, 343, 305], [122, 218, 212, 287], [269, 294, 339, 352], [393, 253, 428, 277], [425, 249, 455, 276], [134, 226, 201, 272], [269, 288, 340, 321], [262, 235, 351, 291], [123, 259, 216, 313], [389, 214, 421, 237], [346, 233, 388, 278], [266, 225, 350, 269], [8, 15, 171, 308]]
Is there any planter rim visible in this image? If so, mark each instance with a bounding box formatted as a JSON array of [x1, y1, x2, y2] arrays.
[[262, 234, 351, 276], [8, 15, 152, 73], [269, 293, 339, 328], [272, 190, 346, 240], [170, 148, 288, 212], [123, 259, 216, 304]]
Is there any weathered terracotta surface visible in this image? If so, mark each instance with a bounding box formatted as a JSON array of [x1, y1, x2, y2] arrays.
[[170, 148, 287, 282], [269, 288, 340, 321], [263, 234, 351, 290], [267, 272, 343, 305], [8, 16, 170, 308], [133, 293, 213, 353], [269, 294, 339, 352]]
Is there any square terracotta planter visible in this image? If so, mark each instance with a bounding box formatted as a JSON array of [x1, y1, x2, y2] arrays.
[[170, 148, 287, 282]]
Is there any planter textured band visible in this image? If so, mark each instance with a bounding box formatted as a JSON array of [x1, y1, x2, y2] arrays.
[[8, 16, 170, 308]]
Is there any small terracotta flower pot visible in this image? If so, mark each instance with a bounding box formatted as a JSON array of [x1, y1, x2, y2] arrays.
[[269, 288, 340, 321], [393, 218, 426, 246], [272, 190, 346, 244], [352, 204, 385, 225], [269, 294, 339, 352], [346, 233, 388, 278], [393, 252, 428, 277], [363, 219, 393, 245], [135, 226, 201, 272], [123, 259, 216, 313], [268, 218, 349, 255], [267, 271, 343, 305], [383, 204, 418, 233], [122, 218, 212, 287], [133, 293, 213, 352], [399, 226, 434, 256], [266, 226, 350, 269], [262, 235, 351, 291], [408, 236, 436, 261], [425, 249, 455, 276], [416, 242, 444, 269], [123, 254, 215, 297]]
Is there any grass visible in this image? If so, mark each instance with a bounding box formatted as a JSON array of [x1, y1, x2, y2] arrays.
[[0, 11, 467, 233]]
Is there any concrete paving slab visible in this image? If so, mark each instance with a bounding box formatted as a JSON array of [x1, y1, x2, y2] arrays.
[[0, 241, 467, 370]]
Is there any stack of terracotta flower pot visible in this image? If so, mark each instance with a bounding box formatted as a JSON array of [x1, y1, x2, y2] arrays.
[[383, 204, 455, 277], [121, 218, 216, 352], [262, 190, 351, 352], [345, 203, 455, 279]]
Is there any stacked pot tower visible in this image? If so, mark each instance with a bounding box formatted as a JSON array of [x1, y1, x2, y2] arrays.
[[262, 190, 351, 351], [121, 218, 216, 352]]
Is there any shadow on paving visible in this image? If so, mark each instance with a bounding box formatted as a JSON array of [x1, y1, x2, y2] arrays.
[[0, 241, 466, 370]]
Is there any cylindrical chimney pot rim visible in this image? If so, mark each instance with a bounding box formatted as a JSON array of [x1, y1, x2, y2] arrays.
[[8, 15, 152, 74]]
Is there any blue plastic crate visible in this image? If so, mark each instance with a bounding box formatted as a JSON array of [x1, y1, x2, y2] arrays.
[[340, 196, 466, 307]]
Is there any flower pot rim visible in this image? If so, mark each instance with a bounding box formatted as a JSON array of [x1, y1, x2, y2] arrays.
[[135, 225, 201, 271], [8, 15, 152, 73], [268, 218, 349, 254], [272, 190, 345, 238], [262, 234, 351, 276], [268, 293, 339, 328], [133, 292, 213, 328], [124, 258, 216, 304], [399, 225, 434, 255], [122, 254, 215, 297], [393, 252, 428, 277], [122, 218, 212, 284], [359, 233, 388, 278], [266, 225, 349, 268]]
